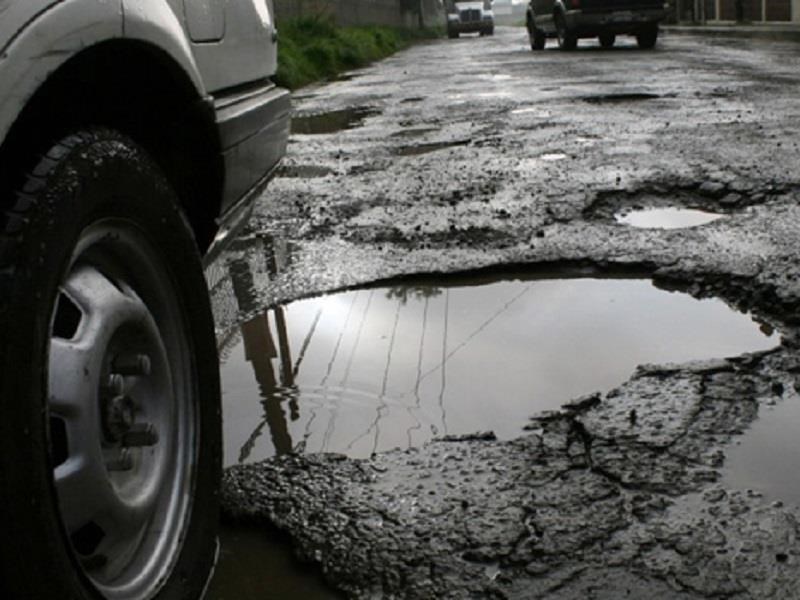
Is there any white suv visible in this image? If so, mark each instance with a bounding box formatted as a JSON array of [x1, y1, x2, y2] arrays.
[[0, 2, 289, 599]]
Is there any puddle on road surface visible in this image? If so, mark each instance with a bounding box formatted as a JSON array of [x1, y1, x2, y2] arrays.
[[616, 207, 725, 229], [207, 525, 342, 600], [278, 164, 336, 179], [540, 152, 568, 161], [392, 139, 471, 157], [220, 275, 776, 465], [582, 92, 662, 104], [291, 106, 379, 135], [722, 387, 800, 509]]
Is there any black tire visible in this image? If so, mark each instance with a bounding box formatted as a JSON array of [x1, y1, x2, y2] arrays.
[[599, 32, 616, 48], [636, 25, 658, 49], [0, 129, 222, 600], [448, 29, 459, 39], [528, 17, 546, 50], [555, 13, 577, 50]]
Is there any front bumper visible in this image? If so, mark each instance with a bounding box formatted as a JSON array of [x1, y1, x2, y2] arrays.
[[564, 8, 666, 34], [447, 18, 494, 33]]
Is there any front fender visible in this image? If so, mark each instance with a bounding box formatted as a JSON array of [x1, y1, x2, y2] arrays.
[[122, 0, 205, 95], [0, 0, 123, 145]]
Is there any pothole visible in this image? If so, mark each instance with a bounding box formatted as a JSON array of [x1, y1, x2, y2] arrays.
[[616, 207, 725, 229], [582, 93, 663, 104], [722, 383, 800, 509], [278, 165, 336, 179], [584, 183, 772, 223], [207, 525, 341, 600], [390, 127, 440, 139], [291, 106, 380, 135], [220, 273, 776, 465], [392, 139, 471, 157]]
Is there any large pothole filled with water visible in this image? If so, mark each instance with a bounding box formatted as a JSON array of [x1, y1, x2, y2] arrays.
[[219, 273, 777, 465]]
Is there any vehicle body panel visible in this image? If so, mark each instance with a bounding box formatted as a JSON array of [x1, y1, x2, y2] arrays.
[[0, 0, 124, 146]]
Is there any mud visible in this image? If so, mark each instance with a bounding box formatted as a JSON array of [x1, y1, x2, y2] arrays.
[[211, 28, 800, 598]]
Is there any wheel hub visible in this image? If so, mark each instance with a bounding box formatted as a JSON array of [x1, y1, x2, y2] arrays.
[[102, 393, 136, 442]]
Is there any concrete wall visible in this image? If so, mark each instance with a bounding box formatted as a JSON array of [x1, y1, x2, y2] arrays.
[[274, 0, 444, 28]]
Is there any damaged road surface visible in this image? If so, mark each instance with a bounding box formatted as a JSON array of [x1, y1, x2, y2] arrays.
[[209, 27, 800, 599]]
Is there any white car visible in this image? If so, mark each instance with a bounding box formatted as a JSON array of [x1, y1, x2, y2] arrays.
[[0, 1, 289, 598]]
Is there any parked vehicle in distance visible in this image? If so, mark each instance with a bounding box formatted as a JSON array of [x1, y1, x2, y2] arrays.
[[525, 0, 668, 50], [447, 0, 496, 37], [0, 1, 289, 599]]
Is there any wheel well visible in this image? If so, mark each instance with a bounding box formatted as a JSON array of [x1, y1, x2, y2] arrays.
[[0, 40, 224, 250]]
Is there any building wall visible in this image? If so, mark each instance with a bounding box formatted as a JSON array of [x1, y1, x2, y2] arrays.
[[685, 0, 796, 20], [273, 0, 444, 28], [712, 0, 794, 19]]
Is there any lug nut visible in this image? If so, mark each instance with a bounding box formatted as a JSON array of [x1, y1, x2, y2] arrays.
[[112, 353, 151, 377], [122, 423, 159, 447], [103, 374, 125, 396]]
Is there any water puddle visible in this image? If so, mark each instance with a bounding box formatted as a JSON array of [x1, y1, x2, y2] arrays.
[[219, 274, 776, 465], [722, 386, 800, 509], [207, 525, 342, 600], [291, 106, 379, 135], [511, 107, 552, 117], [278, 165, 336, 179], [540, 152, 568, 161], [616, 207, 725, 229], [390, 127, 439, 139], [392, 139, 471, 157], [583, 92, 661, 104]]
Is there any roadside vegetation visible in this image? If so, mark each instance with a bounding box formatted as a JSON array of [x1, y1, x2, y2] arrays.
[[276, 16, 442, 90]]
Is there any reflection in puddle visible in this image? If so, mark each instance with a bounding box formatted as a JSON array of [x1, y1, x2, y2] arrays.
[[540, 152, 568, 161], [220, 275, 776, 465], [722, 387, 800, 509], [616, 207, 724, 229], [207, 525, 342, 600], [291, 106, 379, 135]]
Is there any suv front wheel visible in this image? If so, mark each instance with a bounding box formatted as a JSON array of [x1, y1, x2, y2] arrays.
[[0, 129, 222, 600]]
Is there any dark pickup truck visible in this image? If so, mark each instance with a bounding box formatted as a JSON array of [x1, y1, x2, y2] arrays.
[[526, 0, 668, 50]]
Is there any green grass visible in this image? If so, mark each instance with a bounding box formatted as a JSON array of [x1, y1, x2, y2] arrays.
[[275, 16, 442, 90]]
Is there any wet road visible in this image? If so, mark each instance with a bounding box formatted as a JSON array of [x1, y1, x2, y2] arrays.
[[210, 28, 800, 599]]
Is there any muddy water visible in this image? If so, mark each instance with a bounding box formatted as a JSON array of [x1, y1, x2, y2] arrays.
[[207, 525, 343, 600], [290, 107, 379, 135], [722, 389, 800, 509], [616, 207, 725, 229], [220, 275, 776, 465]]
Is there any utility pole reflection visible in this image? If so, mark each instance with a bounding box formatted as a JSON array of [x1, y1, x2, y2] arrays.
[[227, 232, 300, 462], [239, 312, 295, 459]]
